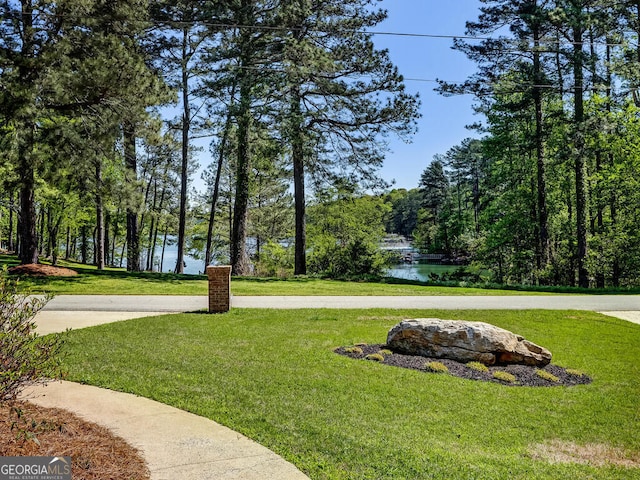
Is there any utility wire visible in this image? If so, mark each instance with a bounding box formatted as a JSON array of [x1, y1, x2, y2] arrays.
[[1, 12, 637, 48]]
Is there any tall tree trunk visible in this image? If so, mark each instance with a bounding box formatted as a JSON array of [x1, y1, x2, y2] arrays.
[[65, 226, 71, 260], [231, 81, 252, 275], [230, 9, 253, 276], [292, 87, 307, 275], [80, 225, 88, 264], [124, 122, 140, 271], [38, 206, 45, 256], [176, 27, 190, 274], [572, 5, 589, 288], [161, 226, 169, 273], [17, 1, 38, 265], [95, 161, 105, 270], [146, 180, 158, 271], [8, 191, 15, 252], [18, 157, 38, 265], [205, 85, 235, 268], [111, 211, 120, 267], [105, 210, 111, 266], [532, 18, 549, 273]]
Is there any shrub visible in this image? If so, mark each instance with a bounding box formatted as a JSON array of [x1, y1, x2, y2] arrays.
[[565, 369, 585, 377], [365, 353, 385, 362], [308, 238, 391, 279], [466, 361, 489, 373], [254, 241, 294, 278], [536, 369, 559, 383], [344, 347, 364, 355], [379, 349, 393, 356], [425, 361, 449, 374], [492, 371, 516, 383], [0, 270, 64, 403]]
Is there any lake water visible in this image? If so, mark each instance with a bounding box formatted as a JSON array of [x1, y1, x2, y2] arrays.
[[149, 247, 204, 275], [155, 242, 457, 280], [386, 263, 459, 282]]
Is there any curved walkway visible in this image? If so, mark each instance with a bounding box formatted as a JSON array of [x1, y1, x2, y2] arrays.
[[23, 381, 308, 480]]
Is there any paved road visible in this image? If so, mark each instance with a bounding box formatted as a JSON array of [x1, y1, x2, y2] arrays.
[[41, 294, 640, 312]]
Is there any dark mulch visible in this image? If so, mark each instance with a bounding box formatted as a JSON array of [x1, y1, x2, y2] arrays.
[[335, 344, 592, 387]]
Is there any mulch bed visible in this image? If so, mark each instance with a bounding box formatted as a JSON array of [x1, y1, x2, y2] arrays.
[[8, 264, 78, 277], [335, 344, 592, 387], [0, 402, 150, 480]]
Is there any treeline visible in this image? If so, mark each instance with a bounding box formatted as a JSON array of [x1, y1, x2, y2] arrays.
[[387, 0, 640, 288], [0, 0, 418, 275]]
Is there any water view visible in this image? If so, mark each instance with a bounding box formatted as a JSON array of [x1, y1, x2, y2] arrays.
[[386, 263, 459, 282]]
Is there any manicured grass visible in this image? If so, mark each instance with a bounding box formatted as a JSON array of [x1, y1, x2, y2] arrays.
[[13, 271, 554, 296], [2, 254, 551, 296], [62, 309, 640, 479]]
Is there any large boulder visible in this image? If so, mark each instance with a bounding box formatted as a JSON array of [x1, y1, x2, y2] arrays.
[[387, 319, 551, 367]]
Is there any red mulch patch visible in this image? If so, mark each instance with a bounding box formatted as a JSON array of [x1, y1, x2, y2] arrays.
[[0, 402, 150, 480], [8, 264, 78, 277]]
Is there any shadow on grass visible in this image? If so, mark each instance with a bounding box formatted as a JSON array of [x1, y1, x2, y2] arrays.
[[5, 253, 640, 294]]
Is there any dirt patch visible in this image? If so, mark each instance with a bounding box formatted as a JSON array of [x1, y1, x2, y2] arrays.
[[530, 439, 640, 468], [335, 344, 592, 387], [8, 264, 78, 277], [0, 401, 150, 479]]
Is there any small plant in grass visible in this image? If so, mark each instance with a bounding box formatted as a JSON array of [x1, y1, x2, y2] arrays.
[[425, 361, 449, 374], [536, 369, 559, 383], [344, 347, 363, 355], [0, 269, 65, 404], [466, 361, 489, 373], [365, 353, 385, 362], [565, 369, 585, 377], [492, 371, 516, 383]]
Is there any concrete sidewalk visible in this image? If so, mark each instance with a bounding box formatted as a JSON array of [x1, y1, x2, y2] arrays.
[[41, 294, 640, 312], [24, 382, 308, 480]]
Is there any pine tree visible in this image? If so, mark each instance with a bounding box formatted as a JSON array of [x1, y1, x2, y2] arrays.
[[277, 0, 419, 275], [0, 0, 167, 266]]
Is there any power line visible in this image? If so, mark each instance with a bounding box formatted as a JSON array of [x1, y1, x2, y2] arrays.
[[1, 11, 637, 49]]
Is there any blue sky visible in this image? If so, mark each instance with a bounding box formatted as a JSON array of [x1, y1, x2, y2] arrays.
[[373, 0, 483, 190]]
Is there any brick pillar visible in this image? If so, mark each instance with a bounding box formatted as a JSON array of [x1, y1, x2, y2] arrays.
[[206, 266, 232, 313]]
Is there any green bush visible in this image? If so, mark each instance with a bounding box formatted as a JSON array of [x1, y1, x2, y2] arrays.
[[365, 353, 385, 362], [425, 361, 449, 374], [308, 238, 391, 279], [344, 347, 364, 355], [536, 369, 559, 383], [254, 241, 294, 278], [492, 371, 516, 383], [0, 271, 64, 403], [466, 361, 489, 373]]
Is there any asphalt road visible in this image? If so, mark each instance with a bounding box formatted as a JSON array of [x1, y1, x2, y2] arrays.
[[40, 294, 640, 312]]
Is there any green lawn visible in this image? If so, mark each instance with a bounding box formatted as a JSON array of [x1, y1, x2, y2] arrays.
[[6, 253, 640, 295], [62, 309, 640, 479], [2, 254, 552, 296], [12, 271, 553, 296]]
